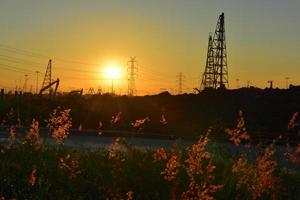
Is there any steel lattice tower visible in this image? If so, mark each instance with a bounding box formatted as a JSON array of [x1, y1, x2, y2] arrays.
[[177, 72, 184, 94], [200, 33, 214, 89], [201, 13, 229, 90], [213, 12, 228, 88], [128, 56, 137, 96], [41, 59, 52, 93]]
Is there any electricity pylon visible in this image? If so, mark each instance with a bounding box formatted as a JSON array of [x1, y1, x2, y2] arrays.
[[177, 72, 185, 94], [128, 56, 138, 96]]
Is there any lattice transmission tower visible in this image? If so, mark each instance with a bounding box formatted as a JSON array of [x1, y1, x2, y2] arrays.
[[201, 13, 229, 90], [177, 72, 185, 95], [41, 59, 52, 93], [128, 56, 138, 96]]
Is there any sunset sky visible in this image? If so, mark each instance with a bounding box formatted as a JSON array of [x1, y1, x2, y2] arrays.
[[0, 0, 299, 94]]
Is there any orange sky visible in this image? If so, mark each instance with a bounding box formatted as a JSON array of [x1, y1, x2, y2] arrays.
[[0, 0, 299, 95]]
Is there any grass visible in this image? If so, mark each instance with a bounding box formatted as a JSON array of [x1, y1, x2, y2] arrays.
[[0, 140, 299, 199], [0, 109, 300, 199]]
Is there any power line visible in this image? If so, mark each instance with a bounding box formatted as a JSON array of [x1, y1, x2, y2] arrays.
[[0, 54, 44, 66], [0, 63, 35, 74], [0, 44, 199, 93], [0, 44, 181, 79]]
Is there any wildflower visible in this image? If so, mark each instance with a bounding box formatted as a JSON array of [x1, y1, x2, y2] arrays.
[[110, 112, 122, 125], [22, 119, 41, 149], [59, 153, 81, 179], [126, 191, 133, 200], [105, 188, 123, 200], [285, 143, 300, 164], [160, 142, 181, 182], [98, 121, 103, 128], [1, 127, 16, 153], [131, 117, 150, 128], [1, 108, 14, 126], [98, 121, 103, 136], [78, 124, 82, 132], [296, 144, 300, 153], [28, 165, 37, 186], [225, 110, 250, 146], [232, 144, 279, 200], [160, 114, 168, 125], [181, 133, 222, 200], [46, 108, 72, 145], [108, 137, 128, 161], [181, 177, 222, 200], [153, 147, 167, 162], [160, 152, 181, 182], [108, 137, 121, 159], [288, 112, 298, 130]]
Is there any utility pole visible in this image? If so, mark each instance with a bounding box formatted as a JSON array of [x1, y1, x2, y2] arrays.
[[128, 56, 138, 96], [268, 80, 273, 89], [18, 78, 21, 91], [177, 72, 184, 94], [23, 74, 28, 93], [111, 79, 114, 94], [35, 71, 40, 94], [246, 80, 250, 88], [285, 77, 290, 89], [235, 78, 240, 89]]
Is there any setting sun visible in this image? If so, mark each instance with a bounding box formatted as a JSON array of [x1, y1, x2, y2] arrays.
[[103, 64, 122, 80]]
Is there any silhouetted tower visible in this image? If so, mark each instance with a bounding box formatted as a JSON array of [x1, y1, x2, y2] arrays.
[[247, 80, 250, 88], [201, 13, 229, 90], [41, 59, 52, 94], [235, 78, 240, 89], [128, 56, 138, 96], [201, 33, 215, 89], [268, 80, 273, 89], [285, 77, 290, 89], [35, 71, 40, 94], [88, 87, 95, 95], [23, 74, 28, 92], [213, 13, 228, 89], [177, 72, 184, 94]]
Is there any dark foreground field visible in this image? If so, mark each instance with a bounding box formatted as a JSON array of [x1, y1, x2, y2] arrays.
[[1, 89, 300, 199], [1, 87, 300, 139], [0, 107, 300, 200]]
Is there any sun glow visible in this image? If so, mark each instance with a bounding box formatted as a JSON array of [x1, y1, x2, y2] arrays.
[[103, 64, 122, 80]]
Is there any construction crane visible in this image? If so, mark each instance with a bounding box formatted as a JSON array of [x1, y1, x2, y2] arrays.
[[39, 78, 60, 95]]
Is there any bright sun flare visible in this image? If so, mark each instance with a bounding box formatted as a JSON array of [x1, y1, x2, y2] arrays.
[[103, 65, 122, 80]]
